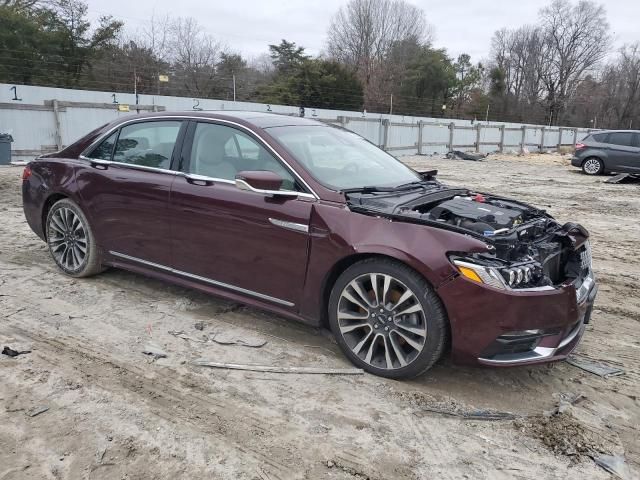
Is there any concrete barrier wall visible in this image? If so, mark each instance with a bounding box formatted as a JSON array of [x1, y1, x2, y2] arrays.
[[0, 83, 593, 163]]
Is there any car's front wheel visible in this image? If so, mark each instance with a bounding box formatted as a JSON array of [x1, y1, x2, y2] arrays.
[[46, 198, 103, 277], [582, 157, 604, 175], [328, 258, 448, 379]]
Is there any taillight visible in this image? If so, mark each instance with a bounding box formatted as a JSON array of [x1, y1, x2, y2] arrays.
[[22, 165, 32, 181], [575, 143, 586, 150]]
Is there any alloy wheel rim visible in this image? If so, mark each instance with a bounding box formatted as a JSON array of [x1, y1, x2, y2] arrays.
[[337, 273, 427, 370], [48, 207, 88, 271], [584, 159, 600, 174]]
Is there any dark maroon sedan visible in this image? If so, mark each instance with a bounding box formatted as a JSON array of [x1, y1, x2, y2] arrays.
[[22, 112, 597, 378]]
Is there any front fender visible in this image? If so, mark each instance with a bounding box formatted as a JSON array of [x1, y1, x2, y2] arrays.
[[299, 201, 490, 323]]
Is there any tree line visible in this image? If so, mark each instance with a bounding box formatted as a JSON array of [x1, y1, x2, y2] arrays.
[[1, 0, 638, 128]]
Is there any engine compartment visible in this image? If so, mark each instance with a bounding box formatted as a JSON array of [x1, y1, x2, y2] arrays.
[[346, 182, 590, 289]]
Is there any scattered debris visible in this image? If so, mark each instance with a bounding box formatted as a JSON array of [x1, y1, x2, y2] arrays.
[[446, 150, 486, 161], [567, 355, 624, 377], [396, 390, 519, 421], [167, 330, 206, 343], [26, 405, 49, 417], [605, 173, 640, 184], [192, 359, 363, 375], [193, 322, 205, 331], [142, 343, 167, 359], [210, 332, 267, 348], [2, 346, 31, 357], [592, 454, 633, 479], [544, 392, 586, 417]]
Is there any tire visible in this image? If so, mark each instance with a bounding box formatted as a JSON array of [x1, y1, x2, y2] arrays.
[[582, 157, 604, 175], [328, 258, 448, 379], [45, 198, 103, 277]]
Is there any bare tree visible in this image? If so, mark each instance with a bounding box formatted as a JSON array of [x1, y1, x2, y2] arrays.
[[168, 17, 225, 96], [327, 0, 432, 108], [538, 0, 610, 124]]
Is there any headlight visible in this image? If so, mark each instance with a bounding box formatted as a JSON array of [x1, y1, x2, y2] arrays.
[[452, 258, 538, 290]]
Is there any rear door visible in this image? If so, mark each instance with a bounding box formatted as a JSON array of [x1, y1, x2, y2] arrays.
[[76, 119, 187, 266], [169, 120, 315, 310], [605, 132, 639, 172]]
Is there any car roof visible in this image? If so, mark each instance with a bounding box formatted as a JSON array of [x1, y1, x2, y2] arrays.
[[589, 129, 640, 135], [114, 110, 328, 129]]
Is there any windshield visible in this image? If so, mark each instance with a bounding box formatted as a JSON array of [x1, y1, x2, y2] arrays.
[[267, 125, 421, 190]]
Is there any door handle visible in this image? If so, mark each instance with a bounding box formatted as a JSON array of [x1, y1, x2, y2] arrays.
[[89, 159, 110, 170], [181, 173, 215, 185]]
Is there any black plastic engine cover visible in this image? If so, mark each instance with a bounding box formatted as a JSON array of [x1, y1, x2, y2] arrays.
[[428, 197, 523, 230]]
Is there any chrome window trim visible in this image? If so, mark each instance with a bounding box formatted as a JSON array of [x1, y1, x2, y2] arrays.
[[80, 115, 320, 200], [79, 155, 180, 176], [109, 251, 295, 307]]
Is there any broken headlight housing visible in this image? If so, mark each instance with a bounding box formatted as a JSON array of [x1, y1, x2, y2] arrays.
[[451, 257, 541, 290]]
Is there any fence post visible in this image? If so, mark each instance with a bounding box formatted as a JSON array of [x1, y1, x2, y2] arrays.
[[417, 120, 423, 155], [52, 99, 62, 150], [573, 128, 578, 146], [448, 122, 455, 152], [557, 127, 563, 152], [520, 125, 527, 154], [540, 126, 546, 152], [475, 124, 481, 153], [338, 115, 346, 129], [499, 125, 505, 153], [381, 119, 390, 151]]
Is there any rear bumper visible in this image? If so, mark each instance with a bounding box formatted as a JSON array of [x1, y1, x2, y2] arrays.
[[438, 271, 597, 366], [570, 156, 583, 167]]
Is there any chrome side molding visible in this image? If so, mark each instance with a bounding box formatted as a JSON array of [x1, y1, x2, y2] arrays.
[[268, 218, 309, 233], [108, 251, 295, 307]]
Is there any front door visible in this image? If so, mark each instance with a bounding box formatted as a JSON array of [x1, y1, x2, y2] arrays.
[[76, 119, 186, 265], [169, 121, 314, 310], [606, 132, 640, 172]]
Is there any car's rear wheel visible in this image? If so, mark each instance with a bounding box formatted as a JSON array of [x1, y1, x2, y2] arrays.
[[46, 198, 103, 277], [328, 258, 448, 378], [582, 157, 604, 175]]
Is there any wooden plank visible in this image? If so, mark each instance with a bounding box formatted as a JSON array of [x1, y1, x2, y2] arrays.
[[0, 102, 60, 111]]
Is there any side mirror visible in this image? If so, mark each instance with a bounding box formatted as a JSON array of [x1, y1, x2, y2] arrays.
[[234, 170, 298, 198]]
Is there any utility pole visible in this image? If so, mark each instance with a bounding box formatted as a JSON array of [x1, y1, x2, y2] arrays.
[[232, 73, 236, 102]]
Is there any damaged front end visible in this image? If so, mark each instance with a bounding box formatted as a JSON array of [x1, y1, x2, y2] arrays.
[[346, 175, 597, 365]]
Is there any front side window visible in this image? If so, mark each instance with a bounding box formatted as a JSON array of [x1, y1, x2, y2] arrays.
[[607, 132, 634, 147], [189, 123, 299, 191], [267, 125, 421, 191], [89, 131, 118, 160], [111, 121, 181, 168]]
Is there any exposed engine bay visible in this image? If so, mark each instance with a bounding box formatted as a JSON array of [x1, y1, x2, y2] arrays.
[[346, 175, 591, 290]]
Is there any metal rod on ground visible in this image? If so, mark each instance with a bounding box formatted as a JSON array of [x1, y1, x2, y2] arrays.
[[499, 125, 505, 153], [573, 128, 578, 146], [520, 125, 527, 154], [475, 124, 481, 153], [389, 94, 393, 115], [485, 103, 489, 123], [192, 359, 364, 375], [51, 99, 62, 151], [232, 74, 236, 102], [417, 120, 423, 155], [540, 126, 546, 153]]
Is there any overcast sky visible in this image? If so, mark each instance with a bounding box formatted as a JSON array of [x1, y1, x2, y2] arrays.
[[86, 0, 640, 62]]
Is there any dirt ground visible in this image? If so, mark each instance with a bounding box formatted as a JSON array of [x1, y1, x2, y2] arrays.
[[0, 153, 638, 480]]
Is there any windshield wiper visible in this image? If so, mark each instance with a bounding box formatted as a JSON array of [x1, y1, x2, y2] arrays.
[[342, 180, 433, 195]]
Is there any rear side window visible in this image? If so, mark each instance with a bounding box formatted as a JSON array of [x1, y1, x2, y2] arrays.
[[607, 132, 634, 147], [591, 133, 607, 142], [112, 121, 182, 168]]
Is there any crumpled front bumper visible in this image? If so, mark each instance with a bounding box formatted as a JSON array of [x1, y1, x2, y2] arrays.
[[438, 270, 597, 366]]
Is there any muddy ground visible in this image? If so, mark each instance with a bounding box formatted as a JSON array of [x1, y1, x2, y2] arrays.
[[0, 154, 638, 480]]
